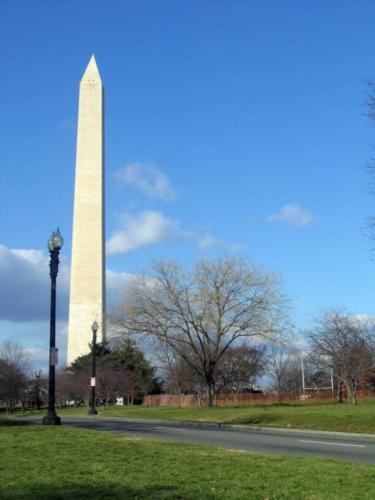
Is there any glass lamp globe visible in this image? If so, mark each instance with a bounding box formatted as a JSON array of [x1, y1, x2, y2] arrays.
[[92, 320, 99, 333], [47, 238, 54, 252], [51, 228, 64, 250]]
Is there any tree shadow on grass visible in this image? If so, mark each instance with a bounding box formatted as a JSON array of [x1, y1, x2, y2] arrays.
[[0, 483, 192, 500], [0, 419, 35, 427], [245, 401, 337, 409], [235, 414, 280, 425]]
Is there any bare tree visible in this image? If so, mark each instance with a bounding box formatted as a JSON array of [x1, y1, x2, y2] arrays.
[[216, 343, 266, 393], [308, 309, 374, 405], [56, 371, 87, 406], [157, 342, 206, 404], [157, 343, 189, 396], [0, 359, 28, 413], [265, 343, 299, 402], [0, 340, 30, 372], [25, 370, 47, 409], [118, 258, 288, 407], [0, 340, 30, 413]]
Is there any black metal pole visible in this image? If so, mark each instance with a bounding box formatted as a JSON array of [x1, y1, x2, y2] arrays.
[[88, 328, 97, 415], [42, 248, 61, 425]]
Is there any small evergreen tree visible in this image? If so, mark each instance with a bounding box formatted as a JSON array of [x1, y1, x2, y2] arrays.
[[65, 339, 161, 405]]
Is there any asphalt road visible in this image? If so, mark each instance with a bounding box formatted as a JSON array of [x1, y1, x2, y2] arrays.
[[55, 417, 375, 464]]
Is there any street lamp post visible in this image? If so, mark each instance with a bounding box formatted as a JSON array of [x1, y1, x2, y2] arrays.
[[42, 228, 63, 425], [88, 320, 98, 415]]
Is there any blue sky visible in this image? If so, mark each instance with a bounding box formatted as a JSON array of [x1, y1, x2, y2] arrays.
[[0, 1, 374, 369]]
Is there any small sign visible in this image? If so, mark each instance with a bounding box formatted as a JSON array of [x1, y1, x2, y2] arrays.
[[50, 347, 58, 366], [91, 377, 96, 387]]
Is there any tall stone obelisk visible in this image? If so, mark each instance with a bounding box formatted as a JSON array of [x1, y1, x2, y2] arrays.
[[67, 55, 105, 365]]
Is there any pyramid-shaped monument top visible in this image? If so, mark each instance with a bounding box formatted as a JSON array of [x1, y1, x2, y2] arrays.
[[81, 55, 102, 84]]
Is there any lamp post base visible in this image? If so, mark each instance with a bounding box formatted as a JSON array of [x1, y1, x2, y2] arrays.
[[42, 411, 61, 425], [88, 407, 97, 415]]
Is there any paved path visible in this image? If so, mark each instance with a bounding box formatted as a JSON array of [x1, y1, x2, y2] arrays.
[[55, 417, 375, 464]]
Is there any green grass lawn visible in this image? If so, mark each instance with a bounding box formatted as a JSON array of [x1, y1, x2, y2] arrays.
[[1, 422, 374, 499], [10, 398, 375, 434]]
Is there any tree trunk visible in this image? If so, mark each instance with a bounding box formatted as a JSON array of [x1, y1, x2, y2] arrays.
[[348, 378, 357, 405], [336, 381, 344, 403], [350, 392, 357, 405], [206, 374, 215, 407], [347, 386, 357, 405], [206, 383, 213, 407], [277, 378, 282, 404]]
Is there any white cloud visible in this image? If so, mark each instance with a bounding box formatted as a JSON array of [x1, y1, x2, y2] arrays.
[[0, 320, 69, 371], [0, 244, 145, 370], [28, 347, 55, 370], [106, 269, 133, 309], [198, 233, 223, 250], [266, 203, 315, 228], [0, 244, 143, 322], [198, 234, 247, 254], [117, 162, 176, 201], [106, 211, 192, 255], [25, 323, 68, 368], [229, 243, 246, 253], [0, 244, 70, 322], [26, 347, 49, 365], [0, 233, 247, 325], [353, 314, 375, 326]]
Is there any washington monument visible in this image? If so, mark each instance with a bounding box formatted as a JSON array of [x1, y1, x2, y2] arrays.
[[67, 55, 105, 365]]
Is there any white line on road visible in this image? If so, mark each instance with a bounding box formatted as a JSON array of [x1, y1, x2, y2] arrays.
[[156, 427, 188, 432], [298, 439, 365, 448]]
